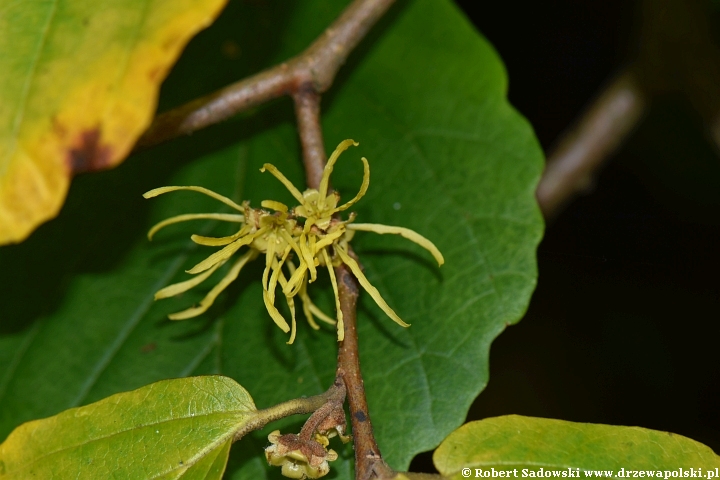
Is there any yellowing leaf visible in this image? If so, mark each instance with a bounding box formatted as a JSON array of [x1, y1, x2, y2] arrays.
[[0, 376, 256, 479], [0, 0, 227, 244], [434, 415, 720, 480]]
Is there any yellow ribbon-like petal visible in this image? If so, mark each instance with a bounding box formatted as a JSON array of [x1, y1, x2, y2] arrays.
[[335, 246, 410, 328], [347, 223, 444, 266], [286, 262, 336, 329], [318, 139, 358, 209], [191, 224, 251, 247], [168, 250, 257, 320], [187, 226, 268, 274], [268, 246, 298, 345], [299, 293, 321, 330], [305, 296, 336, 326], [299, 232, 318, 283], [268, 246, 292, 304], [154, 258, 226, 300], [335, 157, 370, 213], [278, 228, 304, 265], [263, 284, 291, 333], [314, 227, 345, 251], [277, 259, 304, 314], [284, 261, 308, 297], [147, 213, 244, 240], [261, 236, 291, 333], [260, 164, 306, 206], [322, 249, 344, 341], [286, 293, 297, 345], [143, 186, 245, 212], [261, 200, 289, 213]]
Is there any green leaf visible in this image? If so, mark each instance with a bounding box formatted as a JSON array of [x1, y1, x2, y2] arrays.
[[0, 0, 544, 479], [433, 416, 720, 479], [0, 0, 227, 244], [0, 376, 254, 479]]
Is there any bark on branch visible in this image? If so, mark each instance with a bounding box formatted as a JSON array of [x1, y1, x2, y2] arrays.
[[298, 88, 394, 478], [136, 0, 396, 150], [135, 0, 428, 476], [538, 0, 720, 218], [537, 71, 646, 218], [335, 263, 396, 480]]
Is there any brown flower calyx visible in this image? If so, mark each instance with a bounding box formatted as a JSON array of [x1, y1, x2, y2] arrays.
[[315, 403, 351, 447], [265, 377, 348, 479], [265, 430, 338, 479]]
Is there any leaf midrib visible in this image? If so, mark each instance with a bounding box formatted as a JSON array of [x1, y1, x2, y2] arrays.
[[8, 408, 254, 475], [69, 253, 189, 407], [0, 320, 42, 405]]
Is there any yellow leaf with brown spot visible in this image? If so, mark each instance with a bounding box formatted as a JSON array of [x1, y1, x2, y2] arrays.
[[0, 0, 227, 244]]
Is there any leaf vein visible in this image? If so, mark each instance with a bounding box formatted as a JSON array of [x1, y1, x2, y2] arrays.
[[0, 320, 42, 405], [69, 255, 188, 407]]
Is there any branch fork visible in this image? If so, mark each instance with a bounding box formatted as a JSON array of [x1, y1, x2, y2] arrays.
[[139, 0, 403, 477]]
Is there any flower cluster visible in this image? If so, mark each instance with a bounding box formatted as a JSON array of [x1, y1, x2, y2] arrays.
[[145, 139, 444, 343], [264, 381, 349, 479], [265, 430, 338, 479]]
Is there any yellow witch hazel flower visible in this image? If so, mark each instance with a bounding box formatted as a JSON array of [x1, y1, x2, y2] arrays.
[[144, 139, 444, 344]]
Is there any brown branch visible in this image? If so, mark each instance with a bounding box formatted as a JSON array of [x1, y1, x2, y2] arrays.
[[294, 89, 328, 189], [536, 71, 647, 218], [135, 0, 396, 150], [297, 108, 393, 476], [537, 0, 720, 219], [278, 1, 396, 476], [297, 99, 392, 476], [137, 0, 400, 476], [336, 263, 395, 480], [300, 124, 392, 478]]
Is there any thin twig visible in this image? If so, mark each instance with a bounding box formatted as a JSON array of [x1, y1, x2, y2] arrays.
[[233, 378, 345, 442], [294, 88, 327, 189], [135, 0, 396, 150], [537, 0, 720, 218], [336, 263, 395, 480], [537, 71, 646, 218], [298, 96, 392, 477], [217, 1, 400, 477], [298, 102, 393, 476]]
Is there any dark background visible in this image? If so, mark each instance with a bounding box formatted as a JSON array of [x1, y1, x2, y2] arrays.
[[416, 0, 720, 467]]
